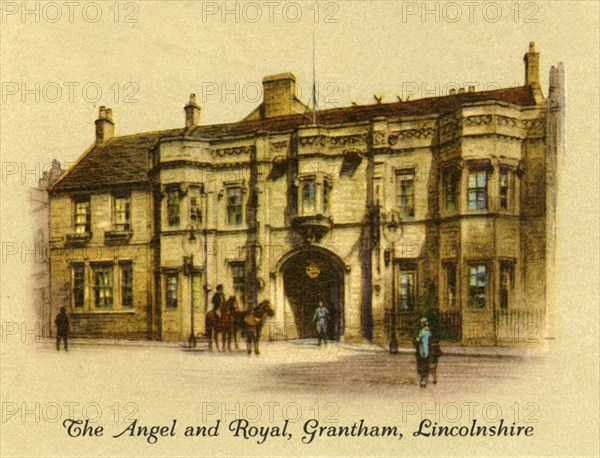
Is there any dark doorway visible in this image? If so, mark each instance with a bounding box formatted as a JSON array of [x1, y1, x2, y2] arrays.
[[282, 250, 344, 340]]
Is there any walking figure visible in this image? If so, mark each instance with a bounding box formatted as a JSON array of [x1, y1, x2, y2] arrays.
[[429, 340, 442, 384], [55, 306, 70, 352], [313, 301, 329, 346], [415, 317, 431, 388]]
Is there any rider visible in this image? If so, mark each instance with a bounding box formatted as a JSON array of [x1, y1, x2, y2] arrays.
[[211, 284, 225, 318]]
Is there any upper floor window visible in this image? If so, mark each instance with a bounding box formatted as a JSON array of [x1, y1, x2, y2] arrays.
[[113, 195, 131, 231], [73, 198, 91, 233], [189, 186, 203, 225], [301, 178, 316, 215], [167, 190, 180, 227], [468, 170, 487, 212], [499, 170, 511, 210], [445, 170, 460, 214], [468, 264, 487, 309], [93, 263, 113, 309], [322, 179, 331, 215], [227, 187, 243, 226], [396, 170, 415, 220]]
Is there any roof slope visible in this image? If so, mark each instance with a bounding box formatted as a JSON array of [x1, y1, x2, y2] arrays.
[[51, 86, 536, 192]]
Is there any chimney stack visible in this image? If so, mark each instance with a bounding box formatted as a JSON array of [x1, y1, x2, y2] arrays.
[[449, 88, 457, 95], [95, 106, 115, 144], [261, 73, 297, 118], [468, 86, 476, 93], [458, 88, 466, 94], [524, 41, 540, 87], [184, 93, 201, 128]]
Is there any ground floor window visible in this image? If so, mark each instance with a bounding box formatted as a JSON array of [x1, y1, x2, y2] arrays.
[[72, 263, 85, 308], [468, 264, 487, 309], [396, 268, 416, 312], [166, 273, 178, 309], [92, 264, 113, 309], [231, 262, 246, 303], [120, 262, 133, 307], [500, 261, 515, 309], [445, 262, 457, 308], [192, 274, 202, 310]]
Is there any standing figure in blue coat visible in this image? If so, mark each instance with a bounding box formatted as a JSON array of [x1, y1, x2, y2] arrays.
[[313, 301, 329, 346], [415, 317, 431, 388]]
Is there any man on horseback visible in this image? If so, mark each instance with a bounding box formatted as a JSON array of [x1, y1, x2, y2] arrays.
[[211, 284, 225, 317]]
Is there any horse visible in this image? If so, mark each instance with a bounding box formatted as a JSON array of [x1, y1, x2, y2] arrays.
[[235, 299, 275, 355], [205, 295, 239, 352]]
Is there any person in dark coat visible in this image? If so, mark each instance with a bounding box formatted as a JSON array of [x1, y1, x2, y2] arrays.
[[55, 307, 70, 351], [211, 284, 225, 317], [313, 301, 329, 346]]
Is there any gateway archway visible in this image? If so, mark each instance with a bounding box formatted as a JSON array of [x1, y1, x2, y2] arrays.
[[280, 248, 344, 340]]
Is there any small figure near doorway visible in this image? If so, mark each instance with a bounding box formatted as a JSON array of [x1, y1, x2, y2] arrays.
[[55, 306, 70, 352], [313, 301, 329, 346], [414, 317, 431, 388]]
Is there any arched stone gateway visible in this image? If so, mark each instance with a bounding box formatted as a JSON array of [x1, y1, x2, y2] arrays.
[[278, 247, 345, 341]]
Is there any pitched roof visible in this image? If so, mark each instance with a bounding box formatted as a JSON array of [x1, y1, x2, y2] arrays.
[[51, 86, 536, 192]]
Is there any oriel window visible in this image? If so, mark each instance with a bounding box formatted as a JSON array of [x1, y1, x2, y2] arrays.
[[322, 180, 331, 215], [499, 170, 510, 210], [468, 171, 487, 212], [189, 186, 203, 225], [468, 264, 487, 309], [114, 196, 131, 231], [301, 179, 316, 215], [445, 170, 460, 214], [227, 187, 243, 226], [167, 190, 180, 227], [396, 170, 415, 220], [73, 198, 91, 233]]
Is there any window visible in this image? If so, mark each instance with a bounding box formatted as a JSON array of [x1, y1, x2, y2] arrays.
[[322, 180, 331, 215], [468, 171, 487, 212], [231, 262, 246, 300], [468, 265, 487, 309], [93, 264, 113, 308], [397, 269, 416, 312], [396, 170, 415, 219], [445, 170, 460, 214], [120, 262, 133, 307], [189, 186, 202, 225], [499, 170, 510, 210], [500, 262, 514, 309], [301, 179, 316, 215], [74, 198, 91, 233], [167, 190, 180, 227], [445, 263, 457, 308], [227, 187, 243, 226], [114, 196, 131, 231], [192, 274, 202, 310], [72, 263, 85, 308], [166, 274, 178, 309]]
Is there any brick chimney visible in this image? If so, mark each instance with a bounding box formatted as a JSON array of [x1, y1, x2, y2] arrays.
[[524, 41, 540, 87], [261, 73, 297, 118], [95, 106, 115, 144], [184, 93, 201, 128]]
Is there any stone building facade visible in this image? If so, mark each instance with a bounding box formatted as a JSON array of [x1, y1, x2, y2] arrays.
[[48, 43, 564, 345]]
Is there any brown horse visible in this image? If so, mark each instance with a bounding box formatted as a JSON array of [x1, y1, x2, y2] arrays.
[[205, 296, 238, 352], [235, 299, 275, 355]]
